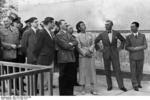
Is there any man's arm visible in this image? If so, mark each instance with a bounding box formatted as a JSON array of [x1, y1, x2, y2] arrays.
[[94, 33, 102, 51], [69, 35, 78, 46], [56, 33, 74, 50], [133, 34, 148, 51], [21, 31, 29, 56], [0, 30, 16, 49], [117, 32, 126, 49], [125, 35, 134, 51]]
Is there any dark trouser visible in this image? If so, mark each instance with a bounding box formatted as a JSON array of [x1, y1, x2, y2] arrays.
[[59, 62, 76, 96], [17, 54, 25, 63], [130, 59, 144, 88], [103, 56, 124, 89]]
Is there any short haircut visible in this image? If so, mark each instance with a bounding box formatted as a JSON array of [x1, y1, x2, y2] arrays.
[[132, 22, 139, 28], [76, 21, 84, 33], [106, 20, 113, 26], [58, 19, 65, 26], [43, 17, 54, 25], [55, 21, 59, 27], [29, 17, 37, 23]]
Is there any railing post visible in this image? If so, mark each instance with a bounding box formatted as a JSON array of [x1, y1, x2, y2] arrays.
[[7, 66, 12, 96], [33, 74, 36, 96], [1, 65, 5, 96], [19, 68, 23, 96], [48, 69, 53, 95], [30, 74, 33, 96], [13, 67, 17, 95], [26, 69, 30, 96], [39, 72, 44, 95]]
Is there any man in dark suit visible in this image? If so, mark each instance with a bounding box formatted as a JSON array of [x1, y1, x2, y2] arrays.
[[56, 20, 78, 95], [34, 17, 55, 90], [125, 22, 147, 91], [95, 20, 127, 92], [21, 17, 39, 64]]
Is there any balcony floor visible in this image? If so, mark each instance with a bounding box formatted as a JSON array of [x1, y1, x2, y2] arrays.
[[51, 73, 150, 96]]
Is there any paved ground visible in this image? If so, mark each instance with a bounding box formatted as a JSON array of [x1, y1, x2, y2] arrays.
[[52, 73, 150, 96], [1, 73, 150, 96]]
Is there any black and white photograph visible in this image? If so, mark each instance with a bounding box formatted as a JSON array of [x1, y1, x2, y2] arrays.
[[0, 0, 150, 98]]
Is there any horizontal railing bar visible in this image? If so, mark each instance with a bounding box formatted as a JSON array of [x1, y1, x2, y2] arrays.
[[0, 61, 50, 69], [0, 68, 52, 80]]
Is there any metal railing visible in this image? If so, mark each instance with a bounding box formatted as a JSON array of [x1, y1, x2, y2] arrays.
[[0, 61, 53, 96]]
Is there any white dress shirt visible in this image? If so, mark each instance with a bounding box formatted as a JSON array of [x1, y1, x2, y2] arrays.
[[133, 32, 139, 37], [108, 31, 113, 43], [31, 27, 37, 34]]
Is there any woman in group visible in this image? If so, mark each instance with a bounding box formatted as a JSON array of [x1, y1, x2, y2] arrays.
[[76, 21, 98, 95]]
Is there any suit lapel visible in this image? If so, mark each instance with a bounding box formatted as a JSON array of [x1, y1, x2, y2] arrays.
[[43, 29, 53, 41], [104, 31, 111, 44], [111, 30, 116, 43]]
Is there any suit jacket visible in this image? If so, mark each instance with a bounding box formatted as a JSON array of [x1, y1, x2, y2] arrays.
[[33, 29, 55, 65], [21, 28, 38, 64], [56, 30, 78, 63], [125, 33, 147, 60], [95, 30, 126, 60]]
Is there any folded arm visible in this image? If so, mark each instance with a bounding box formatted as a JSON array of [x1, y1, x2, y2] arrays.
[[56, 34, 74, 50]]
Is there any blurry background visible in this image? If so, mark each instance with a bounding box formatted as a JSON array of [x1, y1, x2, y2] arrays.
[[17, 0, 150, 30]]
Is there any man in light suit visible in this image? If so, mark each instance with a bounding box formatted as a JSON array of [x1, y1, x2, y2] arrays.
[[95, 20, 127, 92], [56, 20, 78, 95], [125, 22, 147, 91]]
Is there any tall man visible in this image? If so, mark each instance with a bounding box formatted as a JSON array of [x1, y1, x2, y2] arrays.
[[34, 17, 55, 91], [21, 17, 39, 64], [95, 20, 127, 92], [125, 22, 147, 91], [56, 20, 78, 95]]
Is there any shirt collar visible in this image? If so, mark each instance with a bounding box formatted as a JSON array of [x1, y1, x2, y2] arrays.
[[44, 27, 51, 34], [133, 32, 138, 36], [31, 27, 37, 33], [107, 30, 113, 34]]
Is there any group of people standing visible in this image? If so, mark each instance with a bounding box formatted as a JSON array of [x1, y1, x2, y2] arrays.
[[0, 14, 147, 96]]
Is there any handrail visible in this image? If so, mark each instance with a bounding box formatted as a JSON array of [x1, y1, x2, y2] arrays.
[[0, 68, 51, 80], [0, 62, 53, 96], [0, 61, 50, 69]]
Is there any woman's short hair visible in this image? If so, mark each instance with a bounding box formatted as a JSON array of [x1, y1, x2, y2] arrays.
[[76, 21, 84, 33]]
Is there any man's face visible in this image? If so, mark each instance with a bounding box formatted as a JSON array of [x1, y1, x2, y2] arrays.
[[60, 21, 67, 30], [48, 20, 55, 30], [31, 19, 39, 29], [3, 18, 12, 28], [131, 24, 138, 33], [105, 21, 112, 31], [26, 22, 31, 27], [67, 26, 74, 34]]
